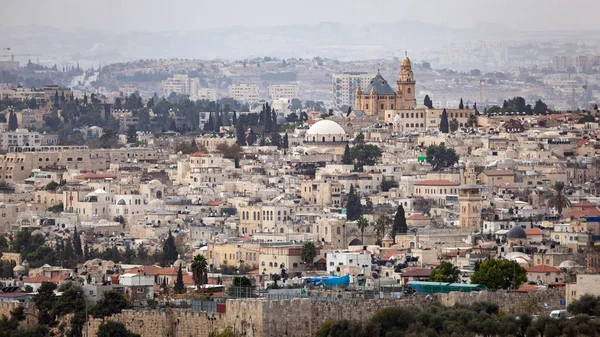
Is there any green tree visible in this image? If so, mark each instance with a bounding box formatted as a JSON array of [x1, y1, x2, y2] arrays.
[[282, 133, 289, 149], [391, 204, 407, 239], [373, 216, 387, 244], [459, 98, 464, 109], [342, 144, 352, 165], [8, 112, 18, 131], [356, 216, 369, 244], [424, 95, 433, 109], [246, 129, 257, 146], [174, 264, 185, 293], [228, 276, 253, 298], [345, 184, 362, 221], [33, 282, 57, 326], [439, 108, 449, 133], [350, 144, 382, 171], [380, 177, 398, 192], [161, 230, 178, 267], [301, 242, 316, 267], [426, 142, 459, 171], [449, 118, 459, 132], [91, 291, 131, 319], [354, 132, 365, 144], [97, 321, 140, 337], [429, 261, 461, 283], [126, 125, 137, 144], [470, 259, 527, 290], [534, 99, 549, 115], [0, 305, 26, 337], [467, 114, 476, 128], [578, 115, 595, 124], [547, 181, 571, 215], [72, 227, 83, 259], [191, 254, 208, 286], [568, 294, 600, 316]]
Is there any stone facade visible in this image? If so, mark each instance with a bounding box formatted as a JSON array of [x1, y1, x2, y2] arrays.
[[82, 290, 564, 337]]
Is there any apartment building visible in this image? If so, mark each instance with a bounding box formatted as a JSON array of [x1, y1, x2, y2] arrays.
[[0, 129, 41, 150], [228, 84, 259, 103], [268, 84, 299, 101], [197, 88, 218, 101], [161, 74, 200, 97], [332, 72, 375, 108]]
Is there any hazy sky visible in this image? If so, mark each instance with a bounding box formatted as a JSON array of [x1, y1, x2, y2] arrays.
[[2, 0, 598, 32]]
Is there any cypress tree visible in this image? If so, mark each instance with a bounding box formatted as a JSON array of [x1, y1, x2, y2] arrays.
[[73, 225, 83, 258], [440, 108, 449, 133], [346, 184, 362, 221], [8, 112, 18, 131], [347, 107, 352, 117], [162, 230, 178, 267], [204, 113, 214, 132], [424, 95, 433, 109], [174, 264, 185, 293], [342, 144, 352, 164], [459, 98, 464, 109], [232, 111, 237, 125], [391, 204, 408, 240], [282, 133, 289, 149]]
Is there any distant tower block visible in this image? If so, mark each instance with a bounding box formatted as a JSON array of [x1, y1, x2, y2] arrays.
[[458, 185, 485, 231]]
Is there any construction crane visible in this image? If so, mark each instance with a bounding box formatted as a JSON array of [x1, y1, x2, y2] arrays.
[[0, 53, 41, 62], [1, 47, 40, 62]]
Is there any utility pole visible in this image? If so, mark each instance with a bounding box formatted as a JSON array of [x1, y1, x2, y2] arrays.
[[85, 299, 88, 337]]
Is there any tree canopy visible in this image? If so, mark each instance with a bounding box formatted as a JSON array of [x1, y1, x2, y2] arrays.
[[470, 259, 527, 290], [428, 261, 461, 283], [426, 143, 459, 171]]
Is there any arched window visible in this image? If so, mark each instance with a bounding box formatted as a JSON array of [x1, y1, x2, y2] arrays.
[[332, 137, 336, 142], [401, 113, 404, 118], [253, 212, 256, 221], [411, 113, 414, 118], [407, 88, 411, 94], [420, 123, 424, 127], [410, 123, 414, 127], [322, 137, 325, 142], [312, 137, 315, 142], [406, 123, 409, 127], [325, 227, 328, 235], [337, 227, 341, 235]]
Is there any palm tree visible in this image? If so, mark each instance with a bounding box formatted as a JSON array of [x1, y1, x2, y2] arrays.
[[373, 215, 387, 244], [548, 181, 571, 215], [191, 254, 208, 287], [356, 216, 369, 244], [301, 242, 317, 269]]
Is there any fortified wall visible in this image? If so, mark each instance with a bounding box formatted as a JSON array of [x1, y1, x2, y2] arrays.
[[0, 302, 38, 327], [85, 289, 565, 336]]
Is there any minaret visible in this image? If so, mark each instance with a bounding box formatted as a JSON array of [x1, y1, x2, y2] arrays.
[[397, 52, 416, 109], [458, 162, 483, 232]]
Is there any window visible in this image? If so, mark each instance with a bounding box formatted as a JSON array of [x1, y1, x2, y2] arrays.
[[381, 104, 384, 109], [407, 88, 411, 94]]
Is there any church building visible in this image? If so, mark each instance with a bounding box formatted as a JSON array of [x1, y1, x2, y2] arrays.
[[354, 55, 416, 120]]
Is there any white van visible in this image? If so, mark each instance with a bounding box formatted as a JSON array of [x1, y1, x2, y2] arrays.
[[549, 310, 569, 319]]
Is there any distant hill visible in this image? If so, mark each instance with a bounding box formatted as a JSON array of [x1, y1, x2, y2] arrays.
[[0, 21, 595, 67]]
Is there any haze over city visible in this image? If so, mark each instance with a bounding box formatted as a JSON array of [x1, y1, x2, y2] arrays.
[[1, 1, 600, 337]]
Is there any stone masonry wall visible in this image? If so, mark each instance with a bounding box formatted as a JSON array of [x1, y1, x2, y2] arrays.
[[84, 290, 565, 337], [0, 302, 37, 328]]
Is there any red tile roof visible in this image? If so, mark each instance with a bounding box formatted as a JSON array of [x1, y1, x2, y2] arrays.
[[400, 267, 432, 277], [572, 200, 597, 208], [204, 201, 222, 206], [124, 265, 165, 276], [75, 173, 118, 180], [407, 213, 429, 221], [482, 169, 514, 176], [183, 274, 194, 285], [526, 265, 562, 273], [525, 228, 543, 236], [414, 180, 459, 186], [50, 274, 69, 283], [23, 275, 51, 283], [190, 152, 207, 157]]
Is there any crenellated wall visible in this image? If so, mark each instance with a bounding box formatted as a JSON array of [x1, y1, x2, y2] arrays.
[[82, 289, 565, 337]]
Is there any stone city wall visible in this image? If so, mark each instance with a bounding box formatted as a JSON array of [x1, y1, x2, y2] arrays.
[[84, 290, 565, 336], [0, 302, 37, 327]]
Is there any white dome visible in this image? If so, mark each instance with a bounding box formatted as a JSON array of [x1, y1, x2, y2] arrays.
[[306, 120, 346, 136]]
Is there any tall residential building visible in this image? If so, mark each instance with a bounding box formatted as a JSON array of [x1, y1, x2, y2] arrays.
[[332, 72, 375, 109], [161, 74, 199, 97], [0, 129, 41, 150], [119, 85, 137, 97], [268, 84, 299, 101], [197, 88, 218, 101], [228, 84, 259, 103]]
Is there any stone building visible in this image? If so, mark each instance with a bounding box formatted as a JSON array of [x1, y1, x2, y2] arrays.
[[355, 55, 416, 119]]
